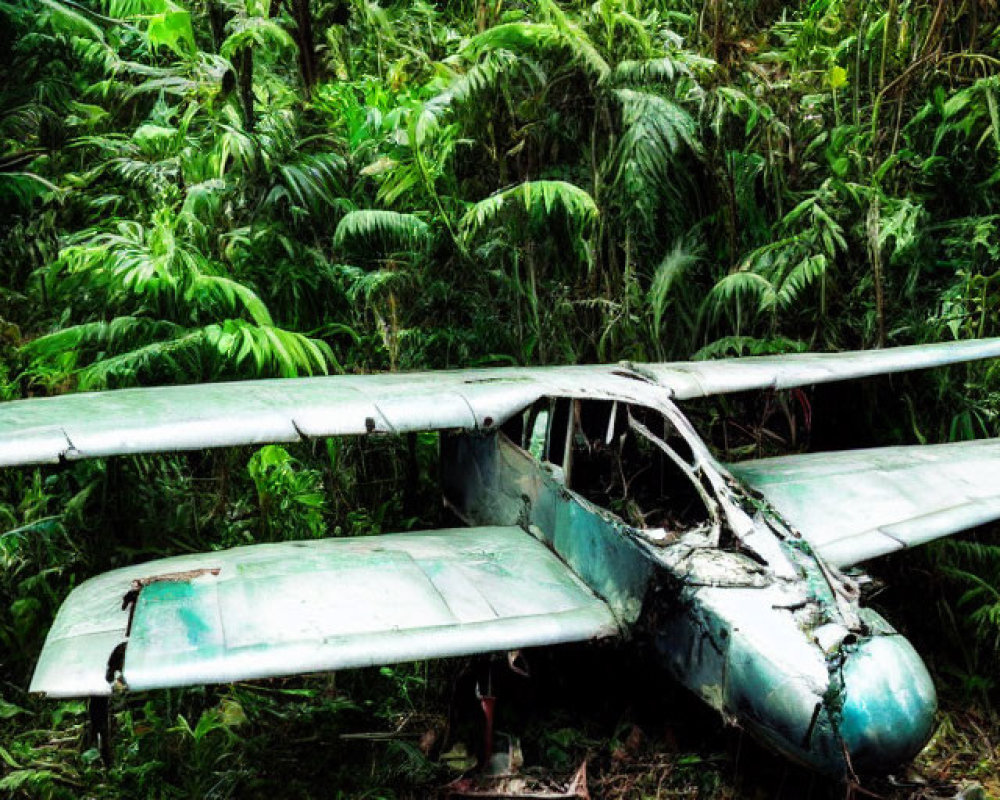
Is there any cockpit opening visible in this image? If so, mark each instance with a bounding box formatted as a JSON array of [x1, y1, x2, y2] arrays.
[[509, 398, 713, 535]]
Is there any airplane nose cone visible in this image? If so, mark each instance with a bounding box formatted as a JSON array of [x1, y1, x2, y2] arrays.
[[837, 634, 937, 773]]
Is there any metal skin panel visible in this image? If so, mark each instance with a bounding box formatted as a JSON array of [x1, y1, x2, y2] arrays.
[[728, 439, 1000, 567], [5, 338, 1000, 467], [30, 526, 618, 697]]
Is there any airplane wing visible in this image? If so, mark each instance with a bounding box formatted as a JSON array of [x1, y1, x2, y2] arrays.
[[31, 525, 619, 697], [2, 337, 999, 468], [728, 439, 1000, 567], [645, 336, 1000, 399]]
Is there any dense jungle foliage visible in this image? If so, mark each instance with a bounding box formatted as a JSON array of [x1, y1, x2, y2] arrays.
[[2, 0, 1000, 796]]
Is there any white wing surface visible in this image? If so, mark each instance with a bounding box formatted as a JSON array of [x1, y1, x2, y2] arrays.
[[644, 337, 1000, 398], [728, 439, 1000, 567], [2, 338, 1000, 468], [31, 526, 619, 697]]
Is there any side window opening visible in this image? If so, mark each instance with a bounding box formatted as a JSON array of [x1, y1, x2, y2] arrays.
[[545, 397, 574, 468], [499, 409, 524, 446]]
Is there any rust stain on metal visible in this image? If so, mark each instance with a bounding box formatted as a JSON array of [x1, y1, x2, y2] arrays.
[[129, 567, 221, 591]]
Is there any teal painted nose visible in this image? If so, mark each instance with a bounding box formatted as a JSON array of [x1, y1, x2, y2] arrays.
[[837, 634, 937, 773]]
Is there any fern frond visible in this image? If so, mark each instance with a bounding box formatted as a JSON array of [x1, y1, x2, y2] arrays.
[[460, 180, 598, 242], [647, 240, 699, 336], [466, 23, 609, 82], [333, 210, 430, 254]]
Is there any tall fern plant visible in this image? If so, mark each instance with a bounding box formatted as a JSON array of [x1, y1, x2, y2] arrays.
[[407, 4, 707, 362], [11, 0, 351, 389], [25, 211, 334, 388]]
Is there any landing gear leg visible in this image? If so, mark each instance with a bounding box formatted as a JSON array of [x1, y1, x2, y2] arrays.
[[88, 696, 111, 767]]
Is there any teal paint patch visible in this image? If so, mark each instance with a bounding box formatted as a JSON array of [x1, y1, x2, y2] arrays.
[[129, 578, 224, 655], [177, 605, 214, 648], [837, 633, 937, 771]]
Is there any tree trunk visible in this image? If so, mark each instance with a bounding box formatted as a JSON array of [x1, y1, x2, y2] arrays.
[[238, 46, 254, 132], [292, 0, 317, 97]]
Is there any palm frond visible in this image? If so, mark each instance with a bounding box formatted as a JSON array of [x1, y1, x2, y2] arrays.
[[611, 89, 700, 208], [611, 56, 691, 86], [186, 274, 273, 326], [22, 316, 184, 369], [38, 0, 105, 41], [416, 50, 541, 144], [180, 179, 228, 224], [0, 172, 60, 210], [701, 271, 777, 331], [775, 254, 827, 310], [693, 335, 808, 359], [273, 152, 347, 214], [202, 319, 335, 378], [220, 16, 296, 59]]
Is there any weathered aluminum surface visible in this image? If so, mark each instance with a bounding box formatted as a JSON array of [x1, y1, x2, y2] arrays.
[[648, 540, 936, 774], [30, 526, 618, 697], [728, 438, 1000, 567], [4, 338, 1000, 467]]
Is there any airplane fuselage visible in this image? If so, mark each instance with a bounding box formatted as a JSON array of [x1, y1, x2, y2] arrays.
[[441, 391, 937, 776]]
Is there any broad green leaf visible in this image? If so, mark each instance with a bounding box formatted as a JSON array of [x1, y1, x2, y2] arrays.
[[147, 8, 196, 57]]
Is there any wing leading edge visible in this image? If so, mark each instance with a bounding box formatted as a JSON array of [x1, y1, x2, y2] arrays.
[[728, 438, 1000, 567], [3, 338, 1000, 468], [30, 526, 619, 698]]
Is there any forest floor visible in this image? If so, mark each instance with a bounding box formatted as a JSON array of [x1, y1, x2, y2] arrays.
[[8, 637, 992, 800]]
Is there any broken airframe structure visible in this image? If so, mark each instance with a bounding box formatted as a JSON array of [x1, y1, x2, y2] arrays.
[[5, 338, 1000, 776]]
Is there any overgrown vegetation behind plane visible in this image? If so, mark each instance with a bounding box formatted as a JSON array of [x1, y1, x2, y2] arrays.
[[1, 0, 1000, 796]]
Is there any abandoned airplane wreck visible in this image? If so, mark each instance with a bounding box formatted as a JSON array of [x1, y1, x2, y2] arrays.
[[5, 339, 1000, 777]]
